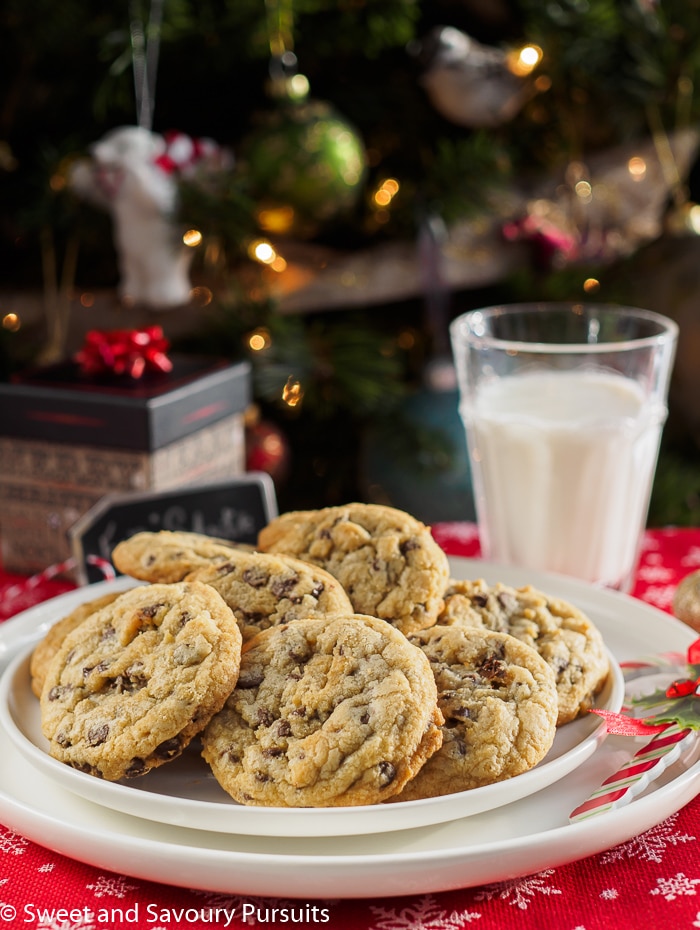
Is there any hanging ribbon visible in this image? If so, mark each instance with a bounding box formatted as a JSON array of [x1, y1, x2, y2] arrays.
[[129, 0, 165, 130]]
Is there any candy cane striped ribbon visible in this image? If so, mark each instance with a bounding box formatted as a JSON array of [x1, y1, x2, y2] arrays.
[[3, 555, 116, 605], [569, 722, 696, 822]]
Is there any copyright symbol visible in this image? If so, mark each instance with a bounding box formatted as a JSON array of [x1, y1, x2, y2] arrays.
[[0, 904, 16, 921]]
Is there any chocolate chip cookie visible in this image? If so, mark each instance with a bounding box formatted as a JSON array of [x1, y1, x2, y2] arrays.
[[30, 591, 122, 698], [201, 614, 444, 807], [40, 581, 242, 781], [394, 626, 558, 800], [112, 530, 244, 583], [437, 579, 609, 725], [186, 550, 354, 642], [257, 503, 450, 635]]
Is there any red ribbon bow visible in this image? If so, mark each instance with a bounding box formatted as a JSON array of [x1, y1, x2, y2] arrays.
[[75, 326, 173, 379]]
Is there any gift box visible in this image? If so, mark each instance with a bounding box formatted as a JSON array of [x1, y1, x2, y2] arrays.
[[0, 355, 250, 451], [0, 355, 252, 574]]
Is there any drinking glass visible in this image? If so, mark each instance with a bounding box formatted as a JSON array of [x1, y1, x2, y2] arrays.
[[449, 302, 678, 590]]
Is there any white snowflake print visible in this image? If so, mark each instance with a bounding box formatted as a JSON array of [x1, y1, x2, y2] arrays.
[[600, 888, 618, 900], [692, 910, 700, 928], [85, 874, 137, 898], [650, 872, 700, 901], [600, 813, 695, 865], [36, 914, 96, 930], [37, 862, 55, 872], [638, 532, 660, 554], [635, 564, 675, 584], [0, 828, 28, 855], [369, 893, 480, 928], [638, 584, 676, 610], [681, 546, 700, 568], [194, 891, 338, 923], [474, 870, 562, 910]]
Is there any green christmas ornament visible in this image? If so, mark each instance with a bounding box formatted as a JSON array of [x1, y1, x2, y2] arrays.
[[242, 0, 367, 239], [243, 89, 367, 239]]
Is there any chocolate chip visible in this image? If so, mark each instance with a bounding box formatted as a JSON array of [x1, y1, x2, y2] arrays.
[[178, 610, 193, 627], [257, 708, 274, 727], [277, 720, 292, 737], [310, 582, 324, 599], [399, 538, 420, 556], [271, 576, 299, 598], [360, 712, 370, 724], [477, 650, 507, 683], [472, 594, 488, 607], [155, 737, 182, 759], [125, 758, 147, 777], [377, 761, 396, 786], [243, 567, 269, 588], [71, 761, 97, 774], [109, 673, 147, 693], [262, 747, 284, 757], [237, 669, 264, 689], [87, 723, 109, 746], [140, 603, 162, 618], [48, 685, 71, 701]]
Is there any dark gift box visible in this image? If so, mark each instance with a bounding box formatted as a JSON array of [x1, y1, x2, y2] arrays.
[[0, 356, 252, 573], [0, 356, 251, 451]]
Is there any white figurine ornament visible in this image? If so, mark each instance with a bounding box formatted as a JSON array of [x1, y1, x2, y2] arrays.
[[69, 125, 230, 310]]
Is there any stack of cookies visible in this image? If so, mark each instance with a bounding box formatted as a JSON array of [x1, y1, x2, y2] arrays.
[[33, 503, 609, 807]]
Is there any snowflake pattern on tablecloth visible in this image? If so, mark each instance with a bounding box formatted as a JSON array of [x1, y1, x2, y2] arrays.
[[636, 583, 676, 610], [85, 875, 137, 899], [600, 814, 695, 865], [682, 547, 700, 568], [650, 872, 700, 901], [0, 829, 28, 855], [35, 914, 96, 930], [635, 563, 676, 584], [600, 888, 619, 900], [369, 894, 480, 928], [473, 870, 562, 910], [37, 862, 54, 872], [194, 891, 340, 923]]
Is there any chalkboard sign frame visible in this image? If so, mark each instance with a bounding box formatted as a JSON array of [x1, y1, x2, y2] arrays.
[[68, 472, 278, 585]]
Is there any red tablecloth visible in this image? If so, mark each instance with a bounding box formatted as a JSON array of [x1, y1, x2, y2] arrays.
[[1, 524, 700, 930]]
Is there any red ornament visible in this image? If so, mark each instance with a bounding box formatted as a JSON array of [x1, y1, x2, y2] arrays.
[[75, 326, 173, 379], [665, 676, 700, 699], [245, 418, 290, 483], [687, 638, 700, 664]]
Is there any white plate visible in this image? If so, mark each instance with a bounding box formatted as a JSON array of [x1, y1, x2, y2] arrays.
[[0, 596, 623, 838], [0, 559, 698, 898]]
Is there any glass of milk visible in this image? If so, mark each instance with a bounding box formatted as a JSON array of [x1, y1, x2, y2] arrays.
[[449, 303, 678, 591]]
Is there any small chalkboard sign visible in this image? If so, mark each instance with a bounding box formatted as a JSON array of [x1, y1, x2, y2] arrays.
[[68, 472, 278, 585]]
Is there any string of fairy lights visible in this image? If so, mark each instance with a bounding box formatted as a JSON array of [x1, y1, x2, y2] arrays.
[[2, 36, 699, 421]]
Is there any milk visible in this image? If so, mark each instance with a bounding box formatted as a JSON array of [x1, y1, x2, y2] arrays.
[[463, 369, 666, 589]]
